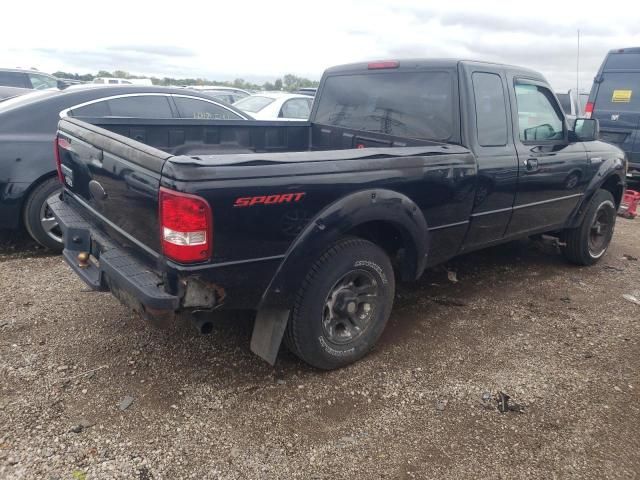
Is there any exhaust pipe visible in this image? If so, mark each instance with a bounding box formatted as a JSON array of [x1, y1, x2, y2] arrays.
[[192, 315, 214, 335]]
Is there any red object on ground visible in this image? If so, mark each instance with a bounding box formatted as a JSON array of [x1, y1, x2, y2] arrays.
[[619, 190, 640, 219]]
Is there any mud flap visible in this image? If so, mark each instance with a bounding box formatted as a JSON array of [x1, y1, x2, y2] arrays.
[[250, 308, 289, 365]]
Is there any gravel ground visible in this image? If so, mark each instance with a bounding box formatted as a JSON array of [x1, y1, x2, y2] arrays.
[[0, 218, 639, 479]]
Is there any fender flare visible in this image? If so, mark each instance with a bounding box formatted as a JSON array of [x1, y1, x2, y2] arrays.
[[260, 188, 429, 309], [566, 157, 625, 229], [250, 188, 429, 364]]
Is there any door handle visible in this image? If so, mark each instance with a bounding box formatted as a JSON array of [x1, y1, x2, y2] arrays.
[[524, 158, 539, 172]]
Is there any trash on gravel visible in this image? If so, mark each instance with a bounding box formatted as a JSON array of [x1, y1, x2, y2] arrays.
[[622, 294, 640, 306], [430, 296, 468, 307], [447, 270, 458, 283], [496, 391, 525, 414], [604, 265, 624, 272], [118, 396, 135, 411], [69, 420, 93, 434], [623, 254, 638, 261], [435, 399, 448, 411]]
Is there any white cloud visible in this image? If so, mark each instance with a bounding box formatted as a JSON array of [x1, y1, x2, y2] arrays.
[[2, 0, 640, 90]]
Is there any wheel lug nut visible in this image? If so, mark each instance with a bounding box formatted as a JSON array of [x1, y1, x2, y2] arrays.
[[363, 303, 371, 313]]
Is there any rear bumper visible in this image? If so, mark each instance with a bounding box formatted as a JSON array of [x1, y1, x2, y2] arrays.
[[49, 193, 179, 313]]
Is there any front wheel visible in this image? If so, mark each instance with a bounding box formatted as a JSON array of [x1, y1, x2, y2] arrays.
[[284, 238, 395, 370], [562, 189, 617, 265]]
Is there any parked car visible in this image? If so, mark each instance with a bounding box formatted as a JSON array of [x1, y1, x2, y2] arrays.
[[0, 68, 66, 90], [50, 59, 625, 370], [0, 85, 31, 101], [586, 47, 640, 179], [556, 89, 590, 119], [0, 85, 250, 250], [294, 87, 317, 96], [187, 86, 250, 104], [234, 92, 313, 120], [92, 77, 153, 86]]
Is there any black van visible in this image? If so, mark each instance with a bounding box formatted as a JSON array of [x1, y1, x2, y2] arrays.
[[587, 47, 640, 179]]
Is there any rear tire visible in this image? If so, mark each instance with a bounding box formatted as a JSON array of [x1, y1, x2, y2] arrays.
[[23, 177, 63, 252], [562, 189, 616, 266], [284, 238, 395, 370]]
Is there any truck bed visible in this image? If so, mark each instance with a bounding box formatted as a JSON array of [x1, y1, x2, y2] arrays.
[[56, 117, 476, 306]]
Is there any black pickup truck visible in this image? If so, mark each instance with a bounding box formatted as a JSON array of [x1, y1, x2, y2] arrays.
[[50, 59, 626, 369]]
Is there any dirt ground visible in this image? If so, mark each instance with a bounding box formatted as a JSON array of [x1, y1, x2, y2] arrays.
[[0, 217, 639, 479]]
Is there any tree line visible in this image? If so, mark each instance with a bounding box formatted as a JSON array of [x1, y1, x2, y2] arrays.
[[52, 70, 319, 92]]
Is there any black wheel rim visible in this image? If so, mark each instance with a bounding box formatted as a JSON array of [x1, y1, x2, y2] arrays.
[[588, 203, 613, 257], [322, 269, 380, 345]]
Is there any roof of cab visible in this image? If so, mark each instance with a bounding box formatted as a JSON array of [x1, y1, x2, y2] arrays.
[[323, 58, 544, 80], [607, 47, 640, 54]]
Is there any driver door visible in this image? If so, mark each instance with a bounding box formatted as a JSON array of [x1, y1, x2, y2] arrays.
[[506, 79, 589, 236]]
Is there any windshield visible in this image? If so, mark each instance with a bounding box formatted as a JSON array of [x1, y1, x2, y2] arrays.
[[234, 95, 275, 113], [0, 89, 60, 113]]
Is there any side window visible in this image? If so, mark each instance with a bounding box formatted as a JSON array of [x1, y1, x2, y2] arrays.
[[107, 96, 173, 118], [515, 83, 564, 142], [69, 100, 111, 117], [28, 74, 58, 90], [472, 72, 508, 146], [280, 98, 312, 119], [0, 72, 28, 88], [108, 79, 118, 84], [173, 96, 242, 120]]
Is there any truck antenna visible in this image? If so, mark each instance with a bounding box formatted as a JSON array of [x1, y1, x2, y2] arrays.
[[576, 29, 581, 100]]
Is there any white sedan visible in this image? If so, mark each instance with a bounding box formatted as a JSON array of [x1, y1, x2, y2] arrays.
[[233, 92, 313, 120]]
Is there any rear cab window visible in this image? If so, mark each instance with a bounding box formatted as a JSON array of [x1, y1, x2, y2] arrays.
[[594, 72, 640, 112], [314, 70, 456, 141]]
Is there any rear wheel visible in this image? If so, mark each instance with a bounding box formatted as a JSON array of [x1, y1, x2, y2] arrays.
[[23, 177, 63, 252], [284, 238, 395, 370], [562, 189, 616, 265]]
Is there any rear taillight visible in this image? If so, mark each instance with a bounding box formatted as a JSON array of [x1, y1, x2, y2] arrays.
[[368, 60, 399, 70], [54, 137, 70, 184], [159, 187, 212, 263], [584, 101, 594, 119]]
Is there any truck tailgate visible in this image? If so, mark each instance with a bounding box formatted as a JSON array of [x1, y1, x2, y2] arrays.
[[57, 118, 172, 254]]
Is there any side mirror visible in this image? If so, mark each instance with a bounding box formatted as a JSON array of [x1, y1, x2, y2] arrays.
[[573, 118, 599, 141]]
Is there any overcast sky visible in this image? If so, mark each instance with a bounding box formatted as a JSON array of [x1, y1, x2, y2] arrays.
[[3, 0, 640, 91]]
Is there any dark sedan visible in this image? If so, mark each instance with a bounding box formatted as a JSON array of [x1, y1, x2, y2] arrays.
[[0, 85, 250, 250]]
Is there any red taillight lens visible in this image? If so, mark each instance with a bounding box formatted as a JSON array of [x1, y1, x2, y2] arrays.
[[584, 101, 594, 118], [54, 137, 70, 184], [368, 60, 399, 70], [159, 187, 212, 263]]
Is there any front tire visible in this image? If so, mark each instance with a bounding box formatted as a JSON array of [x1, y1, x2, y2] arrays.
[[562, 189, 616, 265], [23, 177, 63, 252], [284, 238, 395, 370]]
